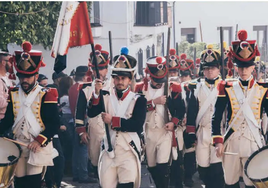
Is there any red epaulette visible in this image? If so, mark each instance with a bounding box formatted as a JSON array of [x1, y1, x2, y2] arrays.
[[217, 80, 228, 96], [226, 81, 233, 87], [134, 82, 144, 93], [9, 86, 18, 92], [183, 83, 190, 92], [78, 83, 84, 91], [77, 82, 92, 91], [44, 88, 58, 103], [169, 82, 182, 93]]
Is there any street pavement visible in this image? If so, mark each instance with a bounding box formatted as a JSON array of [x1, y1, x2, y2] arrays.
[[61, 165, 246, 188], [61, 165, 204, 188]]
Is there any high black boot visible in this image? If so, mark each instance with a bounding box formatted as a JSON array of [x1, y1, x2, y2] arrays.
[[148, 166, 159, 187], [14, 176, 27, 188], [197, 165, 210, 187], [225, 182, 240, 188], [117, 182, 134, 188], [170, 151, 184, 188], [208, 163, 224, 188], [183, 151, 196, 187], [26, 173, 42, 188], [92, 165, 99, 179], [156, 163, 170, 188]]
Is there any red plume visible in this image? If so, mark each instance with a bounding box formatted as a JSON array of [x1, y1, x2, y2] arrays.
[[95, 44, 102, 51], [156, 57, 163, 64], [256, 45, 260, 56], [228, 69, 233, 77], [227, 51, 233, 77], [196, 58, 201, 64], [40, 57, 46, 67], [22, 41, 32, 52], [237, 30, 247, 41], [180, 53, 187, 59], [143, 67, 150, 91], [169, 49, 176, 55]]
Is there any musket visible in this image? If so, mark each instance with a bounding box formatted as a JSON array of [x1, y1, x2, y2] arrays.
[[165, 27, 180, 161], [265, 43, 267, 82], [193, 47, 197, 78], [90, 43, 114, 158], [108, 31, 113, 65], [220, 27, 225, 80], [235, 24, 238, 40], [164, 27, 171, 123], [199, 21, 203, 42]]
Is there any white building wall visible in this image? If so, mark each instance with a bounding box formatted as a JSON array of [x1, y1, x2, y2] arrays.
[[174, 1, 268, 45]]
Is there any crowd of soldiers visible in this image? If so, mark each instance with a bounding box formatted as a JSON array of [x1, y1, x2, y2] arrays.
[[0, 29, 267, 188]]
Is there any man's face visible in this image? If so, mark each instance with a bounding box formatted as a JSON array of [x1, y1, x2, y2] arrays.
[[180, 75, 191, 82], [0, 55, 11, 72], [151, 78, 163, 89], [237, 65, 255, 80], [203, 66, 220, 80], [113, 75, 131, 91], [93, 68, 108, 81], [169, 70, 178, 77], [39, 79, 48, 87], [19, 74, 38, 92]]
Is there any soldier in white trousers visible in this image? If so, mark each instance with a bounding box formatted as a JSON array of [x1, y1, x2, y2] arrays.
[[212, 30, 267, 188], [87, 47, 147, 188], [185, 44, 224, 188]]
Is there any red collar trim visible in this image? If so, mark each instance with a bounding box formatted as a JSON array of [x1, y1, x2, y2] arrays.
[[115, 87, 130, 101], [238, 76, 255, 89], [249, 77, 255, 89]]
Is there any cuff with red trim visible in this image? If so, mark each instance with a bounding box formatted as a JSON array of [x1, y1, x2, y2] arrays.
[[111, 116, 121, 129], [92, 95, 100, 105], [186, 125, 196, 133], [146, 100, 155, 112], [212, 136, 224, 144], [76, 126, 87, 134], [171, 117, 182, 127], [35, 134, 48, 146]]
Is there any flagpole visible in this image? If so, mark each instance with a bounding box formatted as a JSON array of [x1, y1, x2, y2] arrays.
[[91, 43, 114, 158]]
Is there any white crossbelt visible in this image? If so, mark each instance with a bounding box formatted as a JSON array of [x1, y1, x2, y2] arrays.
[[195, 83, 218, 127], [225, 82, 263, 148]]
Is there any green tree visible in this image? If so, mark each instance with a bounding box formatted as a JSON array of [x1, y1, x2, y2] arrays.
[[178, 41, 207, 59], [0, 2, 91, 50]]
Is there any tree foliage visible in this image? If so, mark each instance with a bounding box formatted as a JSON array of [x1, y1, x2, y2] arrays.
[[178, 41, 221, 60], [0, 2, 91, 50], [178, 41, 207, 59]]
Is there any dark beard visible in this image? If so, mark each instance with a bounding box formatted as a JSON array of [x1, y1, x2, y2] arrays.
[[21, 82, 37, 94], [151, 83, 162, 89]]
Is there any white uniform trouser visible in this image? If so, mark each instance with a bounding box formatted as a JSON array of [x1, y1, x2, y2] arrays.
[[99, 146, 138, 188], [88, 116, 105, 166], [145, 127, 172, 167], [223, 131, 260, 186], [196, 126, 221, 167], [15, 135, 43, 177]]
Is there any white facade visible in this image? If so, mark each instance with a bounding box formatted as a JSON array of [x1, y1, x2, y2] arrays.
[[173, 1, 268, 47], [8, 1, 170, 83]]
